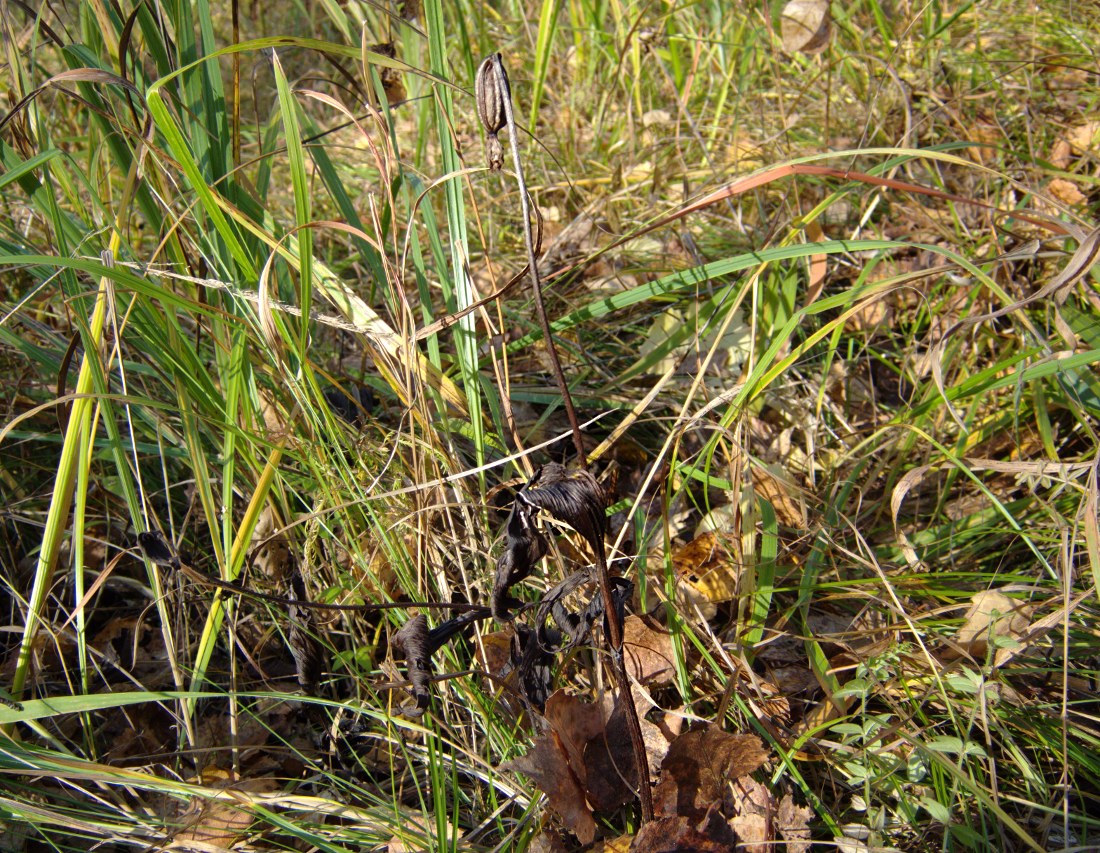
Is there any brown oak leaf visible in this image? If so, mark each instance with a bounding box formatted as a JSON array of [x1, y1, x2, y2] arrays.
[[623, 615, 676, 686]]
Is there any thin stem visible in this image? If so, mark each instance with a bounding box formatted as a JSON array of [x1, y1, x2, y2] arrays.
[[594, 544, 655, 822], [162, 557, 495, 615], [493, 55, 586, 466]]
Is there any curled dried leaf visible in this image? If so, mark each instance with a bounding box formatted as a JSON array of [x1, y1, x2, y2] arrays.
[[137, 530, 180, 569], [391, 611, 489, 714], [520, 463, 607, 553], [392, 615, 432, 715], [287, 572, 324, 693], [492, 500, 549, 620], [287, 604, 323, 693], [508, 624, 557, 710], [535, 567, 632, 650]]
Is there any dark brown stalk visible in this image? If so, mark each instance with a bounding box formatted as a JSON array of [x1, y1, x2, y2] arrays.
[[594, 544, 654, 821], [483, 54, 586, 466], [137, 532, 492, 615], [518, 465, 654, 821]]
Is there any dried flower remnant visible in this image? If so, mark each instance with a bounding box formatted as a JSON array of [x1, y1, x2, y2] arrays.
[[367, 42, 406, 106], [475, 53, 507, 171]]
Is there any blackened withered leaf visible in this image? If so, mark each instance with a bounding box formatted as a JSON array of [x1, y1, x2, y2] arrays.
[[509, 624, 556, 710], [138, 530, 180, 568], [287, 572, 324, 693], [519, 463, 606, 553], [323, 384, 375, 427], [391, 611, 489, 714], [392, 615, 432, 715], [492, 500, 548, 620], [652, 724, 768, 819], [477, 624, 557, 711], [535, 568, 633, 650]]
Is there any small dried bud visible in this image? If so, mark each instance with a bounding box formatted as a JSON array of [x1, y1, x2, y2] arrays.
[[475, 53, 509, 171]]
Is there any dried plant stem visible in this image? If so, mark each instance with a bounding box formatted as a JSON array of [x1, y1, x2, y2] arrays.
[[483, 55, 651, 822], [489, 55, 586, 466], [594, 543, 655, 822]]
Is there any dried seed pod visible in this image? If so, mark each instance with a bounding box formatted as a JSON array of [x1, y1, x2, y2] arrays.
[[475, 53, 507, 134], [475, 53, 508, 171]]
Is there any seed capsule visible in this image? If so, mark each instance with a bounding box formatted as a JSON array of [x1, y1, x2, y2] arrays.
[[475, 53, 509, 171], [475, 53, 507, 134]]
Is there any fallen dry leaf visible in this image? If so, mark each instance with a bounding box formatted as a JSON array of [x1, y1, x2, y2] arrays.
[[652, 724, 768, 819], [594, 834, 634, 853], [727, 775, 774, 847], [505, 724, 597, 844], [780, 0, 831, 54], [965, 121, 1001, 165], [506, 688, 673, 842], [1067, 120, 1100, 154], [1050, 138, 1073, 169], [630, 814, 738, 852], [673, 531, 741, 620], [251, 505, 293, 581], [804, 219, 828, 306], [1049, 178, 1087, 207], [623, 615, 676, 686], [751, 463, 808, 529], [584, 702, 644, 811], [171, 768, 275, 848], [952, 589, 1032, 660], [777, 792, 814, 852], [527, 828, 570, 853]]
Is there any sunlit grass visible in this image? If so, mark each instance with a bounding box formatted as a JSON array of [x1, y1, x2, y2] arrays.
[[0, 0, 1097, 850]]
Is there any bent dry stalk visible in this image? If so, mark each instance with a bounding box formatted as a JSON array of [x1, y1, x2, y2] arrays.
[[474, 53, 586, 466], [518, 463, 655, 821], [475, 53, 655, 824]]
